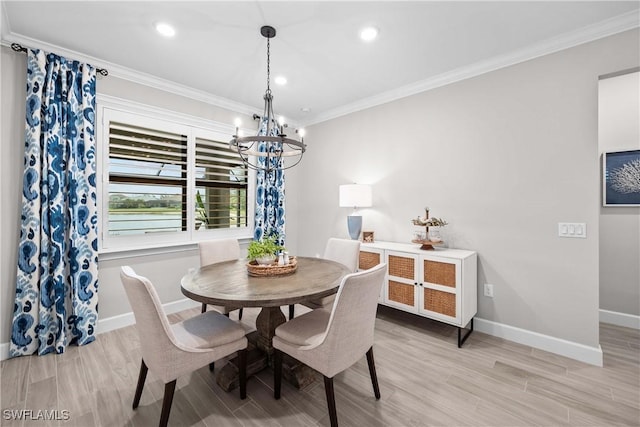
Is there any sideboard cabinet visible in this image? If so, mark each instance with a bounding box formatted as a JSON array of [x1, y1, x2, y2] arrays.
[[358, 241, 477, 347]]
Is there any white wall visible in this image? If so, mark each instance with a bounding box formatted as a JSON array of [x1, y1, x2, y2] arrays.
[[292, 29, 640, 350], [598, 71, 640, 318]]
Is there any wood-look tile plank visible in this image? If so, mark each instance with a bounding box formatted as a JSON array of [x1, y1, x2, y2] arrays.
[[78, 339, 114, 393], [27, 353, 56, 385], [1, 401, 27, 427], [195, 362, 252, 413], [172, 371, 244, 427], [55, 357, 92, 422], [242, 370, 318, 427], [447, 371, 570, 425], [1, 355, 30, 408], [526, 373, 639, 425], [90, 387, 131, 427], [232, 400, 284, 427], [253, 368, 327, 421], [22, 376, 59, 427], [61, 410, 96, 427]]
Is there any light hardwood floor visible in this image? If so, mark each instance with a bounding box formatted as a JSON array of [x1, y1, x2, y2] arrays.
[[2, 305, 639, 427]]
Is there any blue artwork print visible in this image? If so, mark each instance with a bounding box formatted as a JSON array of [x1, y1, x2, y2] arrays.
[[604, 150, 640, 206], [10, 49, 99, 357]]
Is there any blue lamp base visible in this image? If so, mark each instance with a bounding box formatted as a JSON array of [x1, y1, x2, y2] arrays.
[[346, 215, 362, 240]]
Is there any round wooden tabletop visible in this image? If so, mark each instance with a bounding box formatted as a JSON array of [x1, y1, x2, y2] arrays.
[[181, 257, 351, 308]]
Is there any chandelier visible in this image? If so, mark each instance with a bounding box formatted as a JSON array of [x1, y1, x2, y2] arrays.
[[229, 25, 306, 172]]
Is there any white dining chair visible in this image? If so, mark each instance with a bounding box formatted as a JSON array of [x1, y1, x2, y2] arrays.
[[273, 263, 386, 427], [199, 239, 244, 320], [120, 266, 248, 427], [289, 238, 361, 319]]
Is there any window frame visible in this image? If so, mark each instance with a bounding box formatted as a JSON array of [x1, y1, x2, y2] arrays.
[[97, 96, 255, 253]]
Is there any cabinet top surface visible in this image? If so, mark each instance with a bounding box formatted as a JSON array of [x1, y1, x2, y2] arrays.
[[362, 241, 476, 259]]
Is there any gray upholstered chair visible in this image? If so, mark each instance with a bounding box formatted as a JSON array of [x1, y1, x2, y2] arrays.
[[120, 266, 248, 427], [288, 238, 361, 319], [274, 263, 386, 427], [199, 239, 243, 320]]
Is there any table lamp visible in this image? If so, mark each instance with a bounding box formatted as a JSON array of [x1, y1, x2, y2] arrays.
[[339, 184, 372, 240]]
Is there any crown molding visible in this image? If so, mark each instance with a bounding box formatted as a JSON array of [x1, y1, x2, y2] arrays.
[[302, 9, 640, 126], [1, 33, 259, 118]]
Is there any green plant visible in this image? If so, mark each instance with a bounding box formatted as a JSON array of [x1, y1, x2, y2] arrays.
[[247, 236, 284, 261], [195, 191, 209, 227]]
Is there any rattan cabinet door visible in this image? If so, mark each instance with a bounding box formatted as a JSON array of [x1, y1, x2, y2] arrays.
[[418, 256, 462, 324], [359, 247, 385, 302], [384, 250, 419, 313]]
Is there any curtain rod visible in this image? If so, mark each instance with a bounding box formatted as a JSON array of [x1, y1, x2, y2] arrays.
[[11, 43, 109, 77]]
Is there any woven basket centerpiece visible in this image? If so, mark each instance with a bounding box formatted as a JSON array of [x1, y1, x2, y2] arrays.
[[247, 256, 298, 277]]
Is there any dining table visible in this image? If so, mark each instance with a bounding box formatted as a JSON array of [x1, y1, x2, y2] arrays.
[[180, 256, 350, 391]]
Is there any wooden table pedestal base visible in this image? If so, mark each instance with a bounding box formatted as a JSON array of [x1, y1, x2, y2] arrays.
[[216, 324, 317, 392]]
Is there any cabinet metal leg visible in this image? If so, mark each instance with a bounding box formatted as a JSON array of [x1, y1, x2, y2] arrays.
[[457, 318, 474, 348]]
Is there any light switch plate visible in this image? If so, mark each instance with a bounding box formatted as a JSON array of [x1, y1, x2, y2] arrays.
[[558, 222, 586, 238]]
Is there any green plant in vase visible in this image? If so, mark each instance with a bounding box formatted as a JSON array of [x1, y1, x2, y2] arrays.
[[247, 235, 284, 265]]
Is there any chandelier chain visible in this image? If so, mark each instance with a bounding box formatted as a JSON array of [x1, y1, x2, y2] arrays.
[[266, 37, 271, 94]]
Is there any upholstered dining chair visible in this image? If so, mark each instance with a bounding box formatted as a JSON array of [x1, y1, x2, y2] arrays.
[[288, 237, 361, 319], [120, 266, 248, 427], [199, 238, 243, 320], [273, 263, 386, 427]]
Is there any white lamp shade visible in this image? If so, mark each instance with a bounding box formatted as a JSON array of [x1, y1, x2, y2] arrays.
[[339, 184, 372, 208]]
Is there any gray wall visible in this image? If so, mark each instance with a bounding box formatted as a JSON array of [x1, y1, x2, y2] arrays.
[[1, 45, 27, 346], [1, 28, 639, 351], [598, 71, 640, 316], [293, 29, 639, 348]]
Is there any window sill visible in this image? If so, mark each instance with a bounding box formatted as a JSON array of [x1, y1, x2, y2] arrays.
[[98, 235, 254, 261]]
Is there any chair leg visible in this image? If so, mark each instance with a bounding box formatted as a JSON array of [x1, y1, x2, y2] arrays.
[[201, 303, 207, 313], [132, 359, 148, 409], [366, 347, 381, 399], [288, 304, 295, 320], [274, 349, 282, 399], [239, 308, 243, 320], [159, 380, 176, 427], [323, 376, 338, 427], [238, 348, 247, 400]]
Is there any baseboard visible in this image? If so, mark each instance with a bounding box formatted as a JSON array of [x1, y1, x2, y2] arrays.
[[0, 298, 201, 361], [599, 309, 640, 330], [0, 342, 8, 362], [474, 317, 603, 367]]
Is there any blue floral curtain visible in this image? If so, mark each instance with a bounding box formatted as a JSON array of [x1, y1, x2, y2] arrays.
[[10, 49, 99, 356], [254, 118, 286, 246]]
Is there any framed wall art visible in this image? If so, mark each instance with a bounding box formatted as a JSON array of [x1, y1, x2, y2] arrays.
[[603, 149, 640, 206]]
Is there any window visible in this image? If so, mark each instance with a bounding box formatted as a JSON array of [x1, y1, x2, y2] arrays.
[[108, 122, 188, 235], [195, 136, 248, 230], [99, 104, 253, 251]]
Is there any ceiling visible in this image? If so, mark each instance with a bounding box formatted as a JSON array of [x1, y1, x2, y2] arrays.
[[2, 1, 639, 126]]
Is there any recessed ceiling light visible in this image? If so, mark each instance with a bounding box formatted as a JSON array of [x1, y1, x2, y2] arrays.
[[360, 26, 378, 42], [274, 76, 287, 85], [155, 22, 176, 38]]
